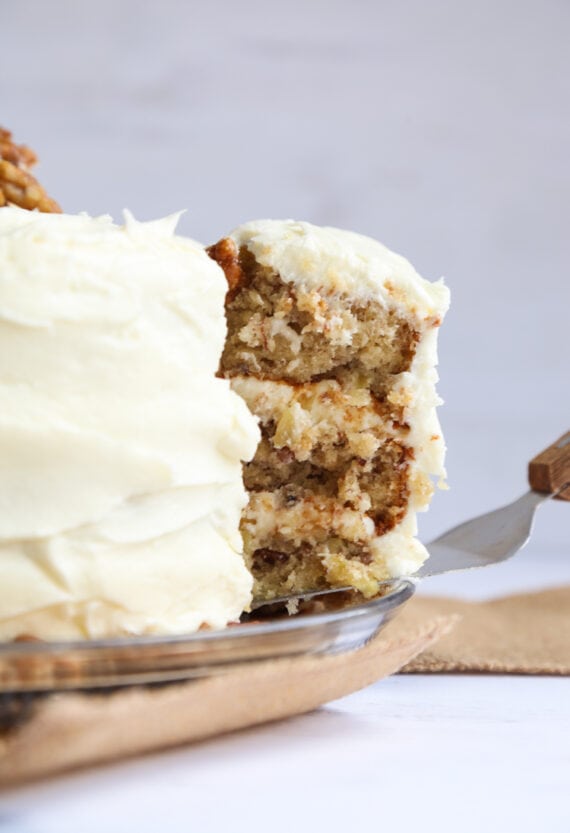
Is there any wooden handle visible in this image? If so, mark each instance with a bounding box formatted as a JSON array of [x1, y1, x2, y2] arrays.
[[528, 430, 570, 501]]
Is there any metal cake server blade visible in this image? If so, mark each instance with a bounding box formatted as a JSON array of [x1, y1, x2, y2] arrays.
[[420, 428, 570, 576], [252, 430, 570, 611], [417, 487, 560, 578]]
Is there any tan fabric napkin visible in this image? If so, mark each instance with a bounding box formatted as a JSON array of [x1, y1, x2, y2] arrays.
[[401, 586, 570, 674], [0, 585, 568, 785]]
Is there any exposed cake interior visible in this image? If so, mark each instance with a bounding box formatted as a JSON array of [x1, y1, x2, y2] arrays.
[[208, 221, 449, 601]]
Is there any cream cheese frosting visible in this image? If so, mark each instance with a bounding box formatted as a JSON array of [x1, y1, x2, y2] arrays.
[[228, 219, 450, 579], [0, 207, 260, 639], [228, 219, 449, 320]]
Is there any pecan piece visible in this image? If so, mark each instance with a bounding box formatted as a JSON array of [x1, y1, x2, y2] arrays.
[[0, 127, 61, 213]]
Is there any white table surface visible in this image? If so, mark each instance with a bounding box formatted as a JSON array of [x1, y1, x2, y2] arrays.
[[1, 0, 569, 830]]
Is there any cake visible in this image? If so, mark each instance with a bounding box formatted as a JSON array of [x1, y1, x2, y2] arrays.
[[208, 220, 450, 601], [0, 206, 259, 639], [0, 127, 450, 638]]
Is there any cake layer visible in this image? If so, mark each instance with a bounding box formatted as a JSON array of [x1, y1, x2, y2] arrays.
[[213, 241, 420, 395]]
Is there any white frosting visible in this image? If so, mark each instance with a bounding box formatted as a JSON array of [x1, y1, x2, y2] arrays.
[[229, 219, 449, 319], [229, 219, 450, 578], [0, 207, 260, 639]]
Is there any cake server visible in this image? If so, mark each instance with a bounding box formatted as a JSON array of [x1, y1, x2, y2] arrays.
[[252, 429, 570, 609], [417, 429, 570, 577]]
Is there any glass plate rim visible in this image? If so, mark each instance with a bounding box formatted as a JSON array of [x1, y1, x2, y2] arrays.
[[0, 578, 415, 657]]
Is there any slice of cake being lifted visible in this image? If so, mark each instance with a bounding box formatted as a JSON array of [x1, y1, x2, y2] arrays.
[[208, 220, 450, 601]]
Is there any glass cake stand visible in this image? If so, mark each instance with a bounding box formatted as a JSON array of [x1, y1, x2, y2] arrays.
[[0, 579, 414, 697]]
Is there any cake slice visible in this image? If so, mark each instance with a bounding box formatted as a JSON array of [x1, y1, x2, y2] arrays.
[[208, 220, 450, 601]]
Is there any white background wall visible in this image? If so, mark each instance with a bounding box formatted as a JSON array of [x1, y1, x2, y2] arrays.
[[1, 0, 568, 564]]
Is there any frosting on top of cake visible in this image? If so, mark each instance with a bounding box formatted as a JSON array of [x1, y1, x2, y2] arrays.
[[0, 207, 260, 639], [229, 219, 450, 321]]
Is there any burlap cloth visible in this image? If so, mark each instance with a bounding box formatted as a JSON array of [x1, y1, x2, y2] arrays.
[[0, 585, 568, 785]]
